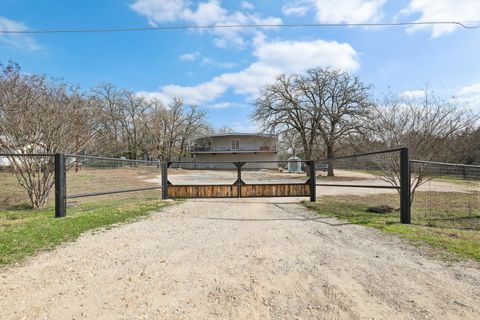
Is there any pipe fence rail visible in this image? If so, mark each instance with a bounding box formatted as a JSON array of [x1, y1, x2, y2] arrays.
[[0, 153, 163, 217], [315, 147, 410, 224], [1, 150, 411, 222], [60, 154, 163, 217], [410, 160, 480, 229], [9, 149, 480, 228]]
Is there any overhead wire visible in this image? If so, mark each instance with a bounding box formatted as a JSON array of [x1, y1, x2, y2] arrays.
[[0, 20, 479, 34]]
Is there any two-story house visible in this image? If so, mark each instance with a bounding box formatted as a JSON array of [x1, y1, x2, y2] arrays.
[[190, 133, 278, 168]]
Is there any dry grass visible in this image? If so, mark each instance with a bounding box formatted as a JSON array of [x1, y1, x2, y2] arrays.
[[0, 166, 162, 210]]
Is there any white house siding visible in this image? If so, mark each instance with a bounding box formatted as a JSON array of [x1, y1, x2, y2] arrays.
[[193, 152, 278, 169], [190, 134, 278, 169], [195, 136, 275, 151]]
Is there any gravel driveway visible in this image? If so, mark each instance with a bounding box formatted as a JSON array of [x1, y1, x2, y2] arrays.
[[1, 199, 480, 319]]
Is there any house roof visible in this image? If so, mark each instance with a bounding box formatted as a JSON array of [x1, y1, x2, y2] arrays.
[[196, 132, 276, 139]]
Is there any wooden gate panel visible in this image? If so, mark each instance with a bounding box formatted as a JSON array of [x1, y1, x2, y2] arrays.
[[168, 185, 239, 198], [240, 183, 310, 197]]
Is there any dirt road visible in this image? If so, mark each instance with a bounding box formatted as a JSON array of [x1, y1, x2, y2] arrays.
[[1, 199, 480, 319]]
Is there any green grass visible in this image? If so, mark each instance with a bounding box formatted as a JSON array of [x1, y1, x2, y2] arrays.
[[0, 193, 171, 267], [0, 164, 168, 267], [304, 193, 480, 261]]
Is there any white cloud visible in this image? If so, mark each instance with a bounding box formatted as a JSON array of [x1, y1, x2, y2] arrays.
[[130, 0, 282, 47], [130, 0, 186, 22], [455, 83, 480, 109], [0, 16, 39, 51], [399, 89, 426, 99], [207, 102, 245, 109], [135, 90, 171, 103], [201, 57, 237, 68], [160, 81, 227, 105], [179, 52, 199, 61], [401, 0, 480, 37], [282, 1, 310, 17], [282, 0, 386, 23], [140, 35, 359, 105], [179, 52, 236, 67], [457, 83, 480, 97], [241, 1, 255, 10]]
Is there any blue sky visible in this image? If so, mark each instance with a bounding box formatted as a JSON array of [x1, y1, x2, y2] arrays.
[[1, 0, 479, 131]]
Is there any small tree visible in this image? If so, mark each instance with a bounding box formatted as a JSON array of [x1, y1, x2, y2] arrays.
[[369, 90, 478, 203], [0, 62, 95, 209]]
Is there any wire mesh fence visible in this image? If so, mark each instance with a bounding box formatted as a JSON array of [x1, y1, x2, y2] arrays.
[[241, 161, 309, 185], [0, 153, 163, 216], [65, 155, 162, 202], [315, 150, 402, 191], [168, 161, 237, 185], [411, 160, 480, 230], [13, 149, 480, 229], [309, 149, 406, 223], [167, 160, 309, 186]]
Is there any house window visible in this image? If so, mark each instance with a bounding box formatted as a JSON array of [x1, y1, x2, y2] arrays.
[[231, 139, 240, 150]]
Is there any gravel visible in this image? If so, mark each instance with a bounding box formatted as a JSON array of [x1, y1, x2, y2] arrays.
[[1, 198, 480, 319]]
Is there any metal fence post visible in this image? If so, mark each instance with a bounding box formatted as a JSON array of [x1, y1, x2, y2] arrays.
[[55, 153, 66, 218], [309, 160, 316, 202], [400, 148, 411, 224], [234, 162, 245, 198], [161, 161, 168, 199]]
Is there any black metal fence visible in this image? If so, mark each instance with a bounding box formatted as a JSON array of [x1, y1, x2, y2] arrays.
[[0, 148, 410, 223], [62, 154, 162, 217], [410, 160, 480, 229], [4, 149, 480, 229], [1, 149, 412, 224], [315, 148, 411, 224], [0, 153, 163, 218]]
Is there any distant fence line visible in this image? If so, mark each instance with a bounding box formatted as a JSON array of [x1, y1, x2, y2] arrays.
[[1, 149, 479, 227]]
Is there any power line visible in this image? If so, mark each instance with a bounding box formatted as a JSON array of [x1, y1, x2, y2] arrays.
[[0, 20, 479, 34]]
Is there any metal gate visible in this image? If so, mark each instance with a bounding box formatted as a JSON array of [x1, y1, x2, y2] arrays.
[[162, 160, 316, 201], [18, 147, 410, 224]]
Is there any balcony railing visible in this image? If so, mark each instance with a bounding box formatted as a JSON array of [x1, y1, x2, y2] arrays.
[[190, 145, 277, 152]]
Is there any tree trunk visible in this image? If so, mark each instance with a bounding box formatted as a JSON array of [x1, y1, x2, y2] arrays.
[[326, 144, 335, 177]]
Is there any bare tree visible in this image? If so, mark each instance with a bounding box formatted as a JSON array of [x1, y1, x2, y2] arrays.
[[253, 73, 321, 160], [216, 126, 235, 134], [146, 98, 169, 160], [369, 90, 478, 203], [278, 130, 303, 159], [253, 67, 373, 175], [177, 104, 208, 157], [146, 98, 207, 161], [300, 69, 372, 175], [89, 83, 125, 156], [0, 62, 95, 208], [90, 84, 152, 159], [119, 90, 151, 159]]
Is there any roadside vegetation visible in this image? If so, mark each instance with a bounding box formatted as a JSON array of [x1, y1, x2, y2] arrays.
[[0, 168, 168, 267], [305, 193, 480, 261]]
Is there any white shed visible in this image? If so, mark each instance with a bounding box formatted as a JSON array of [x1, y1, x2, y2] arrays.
[[288, 156, 302, 173]]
